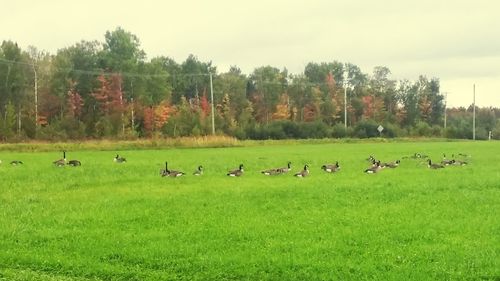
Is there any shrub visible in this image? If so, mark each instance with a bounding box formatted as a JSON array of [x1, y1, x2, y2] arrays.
[[413, 121, 432, 137], [354, 120, 379, 138], [297, 121, 331, 139], [332, 123, 347, 138], [381, 123, 398, 138], [431, 125, 443, 137], [491, 122, 500, 140]]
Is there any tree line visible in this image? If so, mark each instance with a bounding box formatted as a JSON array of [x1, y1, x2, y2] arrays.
[[1, 27, 499, 141]]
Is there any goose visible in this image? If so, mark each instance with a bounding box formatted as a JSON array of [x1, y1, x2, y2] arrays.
[[227, 164, 244, 177], [294, 165, 309, 177], [441, 159, 455, 166], [382, 160, 400, 168], [193, 165, 203, 176], [261, 168, 281, 176], [277, 162, 292, 173], [261, 162, 291, 175], [160, 162, 169, 177], [114, 154, 126, 163], [321, 161, 340, 173], [428, 159, 444, 169], [364, 161, 381, 174], [453, 159, 468, 166], [10, 160, 23, 165], [67, 160, 81, 166], [369, 158, 379, 168], [408, 153, 428, 159], [441, 154, 455, 166], [161, 162, 184, 177], [53, 151, 67, 166]]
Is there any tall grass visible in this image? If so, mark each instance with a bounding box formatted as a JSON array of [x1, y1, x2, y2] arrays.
[[0, 136, 240, 152], [0, 141, 499, 280], [0, 136, 463, 153]]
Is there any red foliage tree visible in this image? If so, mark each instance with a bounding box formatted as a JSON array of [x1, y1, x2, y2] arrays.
[[272, 94, 290, 120], [200, 94, 210, 118], [154, 101, 173, 130], [362, 95, 385, 122], [67, 81, 84, 118], [143, 106, 154, 135], [91, 74, 125, 115]]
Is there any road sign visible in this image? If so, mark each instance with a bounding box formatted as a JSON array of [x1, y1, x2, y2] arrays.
[[377, 125, 384, 137]]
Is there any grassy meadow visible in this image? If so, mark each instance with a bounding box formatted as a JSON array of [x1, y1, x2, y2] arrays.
[[0, 140, 499, 280]]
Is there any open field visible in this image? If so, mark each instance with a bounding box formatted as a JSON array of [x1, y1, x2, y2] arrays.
[[1, 141, 499, 280]]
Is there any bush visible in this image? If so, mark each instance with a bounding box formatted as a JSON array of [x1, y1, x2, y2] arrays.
[[430, 125, 443, 137], [492, 122, 500, 140], [242, 121, 331, 140], [354, 120, 379, 138], [413, 121, 432, 137], [381, 123, 398, 138], [267, 122, 287, 139], [332, 123, 347, 138], [37, 124, 68, 141], [444, 127, 457, 138], [297, 121, 331, 139], [475, 126, 488, 140], [60, 117, 87, 139], [94, 117, 114, 138]]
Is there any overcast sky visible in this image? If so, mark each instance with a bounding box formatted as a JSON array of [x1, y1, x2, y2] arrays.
[[2, 0, 499, 107]]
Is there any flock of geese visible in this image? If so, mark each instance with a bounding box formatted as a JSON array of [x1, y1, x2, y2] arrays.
[[0, 151, 469, 177], [158, 152, 468, 178]]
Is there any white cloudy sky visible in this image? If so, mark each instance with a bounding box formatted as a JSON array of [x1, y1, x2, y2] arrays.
[[2, 0, 499, 107]]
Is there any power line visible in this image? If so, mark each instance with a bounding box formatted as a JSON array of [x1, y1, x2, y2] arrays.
[[0, 58, 358, 88], [0, 58, 210, 79]]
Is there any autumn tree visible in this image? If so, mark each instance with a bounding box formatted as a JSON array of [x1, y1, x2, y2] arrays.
[[67, 81, 84, 118]]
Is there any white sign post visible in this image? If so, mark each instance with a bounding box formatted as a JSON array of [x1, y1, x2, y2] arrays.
[[377, 125, 384, 137]]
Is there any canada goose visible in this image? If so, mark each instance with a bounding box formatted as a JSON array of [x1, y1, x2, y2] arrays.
[[193, 165, 203, 176], [160, 162, 169, 177], [321, 161, 340, 173], [277, 162, 292, 173], [227, 164, 244, 177], [453, 160, 468, 166], [160, 162, 184, 177], [428, 159, 444, 169], [441, 155, 455, 166], [382, 160, 400, 168], [53, 151, 67, 166], [364, 161, 381, 174], [407, 153, 428, 159], [294, 165, 309, 177], [114, 154, 126, 163], [261, 168, 281, 176], [67, 160, 81, 166], [366, 155, 376, 162], [262, 162, 291, 175], [10, 160, 23, 165]]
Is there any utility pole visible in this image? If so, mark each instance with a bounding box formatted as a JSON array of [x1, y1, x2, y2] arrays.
[[443, 92, 447, 129], [209, 72, 215, 135], [130, 81, 135, 133], [343, 68, 349, 129], [33, 64, 38, 131], [473, 84, 476, 140], [131, 97, 135, 131]]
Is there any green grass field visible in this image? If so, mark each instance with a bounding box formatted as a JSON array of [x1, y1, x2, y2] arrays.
[[1, 141, 499, 280]]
